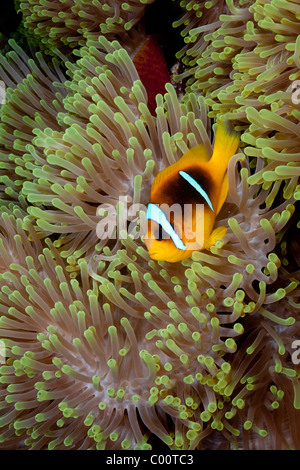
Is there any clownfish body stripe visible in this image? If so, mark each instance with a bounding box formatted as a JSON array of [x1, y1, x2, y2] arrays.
[[146, 203, 187, 250], [178, 170, 214, 212]]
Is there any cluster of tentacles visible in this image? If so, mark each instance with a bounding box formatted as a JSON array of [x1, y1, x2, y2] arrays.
[[0, 0, 298, 450]]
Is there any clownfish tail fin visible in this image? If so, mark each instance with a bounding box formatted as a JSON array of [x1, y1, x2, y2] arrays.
[[210, 120, 240, 174]]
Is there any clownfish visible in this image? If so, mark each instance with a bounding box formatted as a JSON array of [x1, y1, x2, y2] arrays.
[[144, 121, 240, 262]]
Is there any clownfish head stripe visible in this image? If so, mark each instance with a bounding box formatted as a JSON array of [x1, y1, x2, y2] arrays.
[[146, 203, 187, 251], [179, 170, 214, 213]]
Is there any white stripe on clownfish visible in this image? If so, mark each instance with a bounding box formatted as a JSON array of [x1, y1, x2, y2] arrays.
[[179, 170, 214, 213], [146, 203, 187, 251]]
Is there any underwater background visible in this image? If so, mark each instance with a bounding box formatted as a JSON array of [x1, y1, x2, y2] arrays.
[[0, 0, 299, 450]]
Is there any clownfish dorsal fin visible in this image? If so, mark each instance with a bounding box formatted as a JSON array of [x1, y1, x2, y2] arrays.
[[209, 120, 240, 178], [215, 173, 229, 215], [179, 143, 210, 165], [151, 144, 210, 198]]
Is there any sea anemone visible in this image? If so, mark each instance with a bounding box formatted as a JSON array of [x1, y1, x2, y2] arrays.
[[0, 0, 299, 451], [0, 39, 67, 205], [172, 0, 300, 202], [92, 145, 300, 449], [0, 162, 298, 449], [17, 0, 155, 54], [0, 35, 205, 274]]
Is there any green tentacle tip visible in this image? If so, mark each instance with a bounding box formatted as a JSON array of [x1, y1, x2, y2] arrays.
[[221, 362, 231, 374], [207, 401, 217, 413], [201, 411, 211, 422], [243, 420, 252, 430], [121, 438, 131, 449]]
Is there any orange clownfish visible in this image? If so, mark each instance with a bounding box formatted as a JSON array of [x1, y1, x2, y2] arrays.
[[144, 121, 240, 262]]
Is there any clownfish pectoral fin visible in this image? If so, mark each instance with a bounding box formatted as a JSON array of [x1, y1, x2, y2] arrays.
[[215, 173, 229, 215], [207, 226, 227, 248]]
